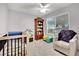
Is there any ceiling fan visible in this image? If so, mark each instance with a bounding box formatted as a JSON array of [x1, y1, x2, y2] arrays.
[[39, 3, 50, 14]]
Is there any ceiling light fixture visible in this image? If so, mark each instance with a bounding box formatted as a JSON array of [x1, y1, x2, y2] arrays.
[[40, 8, 49, 14], [40, 3, 50, 14]]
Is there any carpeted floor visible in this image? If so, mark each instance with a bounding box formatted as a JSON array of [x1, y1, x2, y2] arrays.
[[26, 40, 64, 56]]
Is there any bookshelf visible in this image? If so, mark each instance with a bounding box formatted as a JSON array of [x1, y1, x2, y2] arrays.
[[35, 17, 44, 40]]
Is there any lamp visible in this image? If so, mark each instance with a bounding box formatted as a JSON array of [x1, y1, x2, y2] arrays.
[[40, 8, 48, 13]]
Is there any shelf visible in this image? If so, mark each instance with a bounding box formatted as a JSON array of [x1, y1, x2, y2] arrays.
[[38, 24, 43, 26], [37, 26, 43, 27]]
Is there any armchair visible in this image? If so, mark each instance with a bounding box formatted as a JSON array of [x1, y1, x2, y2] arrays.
[[53, 30, 77, 56]]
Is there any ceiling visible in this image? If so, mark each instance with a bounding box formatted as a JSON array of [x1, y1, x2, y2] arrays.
[[8, 3, 71, 16]]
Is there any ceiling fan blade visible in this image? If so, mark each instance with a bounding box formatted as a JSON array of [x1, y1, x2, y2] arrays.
[[39, 3, 50, 8], [44, 4, 50, 8]]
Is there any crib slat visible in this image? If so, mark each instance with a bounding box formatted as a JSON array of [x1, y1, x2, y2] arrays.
[[24, 38, 25, 56], [3, 44, 4, 56], [7, 40, 9, 56], [24, 37, 26, 56], [21, 38, 22, 56], [14, 39, 16, 56], [18, 38, 19, 56], [11, 39, 13, 56]]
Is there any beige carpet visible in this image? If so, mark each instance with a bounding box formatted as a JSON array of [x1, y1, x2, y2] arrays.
[[26, 40, 64, 56]]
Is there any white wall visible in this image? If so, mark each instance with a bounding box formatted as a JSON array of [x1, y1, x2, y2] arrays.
[[7, 10, 35, 35], [0, 4, 8, 36], [44, 3, 79, 49]]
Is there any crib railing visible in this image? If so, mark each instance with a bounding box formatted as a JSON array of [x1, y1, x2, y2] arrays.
[[0, 35, 27, 56]]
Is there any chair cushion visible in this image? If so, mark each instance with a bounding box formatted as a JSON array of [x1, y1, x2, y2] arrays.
[[58, 30, 76, 42], [54, 41, 70, 49]]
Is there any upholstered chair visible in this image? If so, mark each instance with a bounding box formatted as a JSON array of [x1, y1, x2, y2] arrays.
[[53, 30, 78, 56]]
